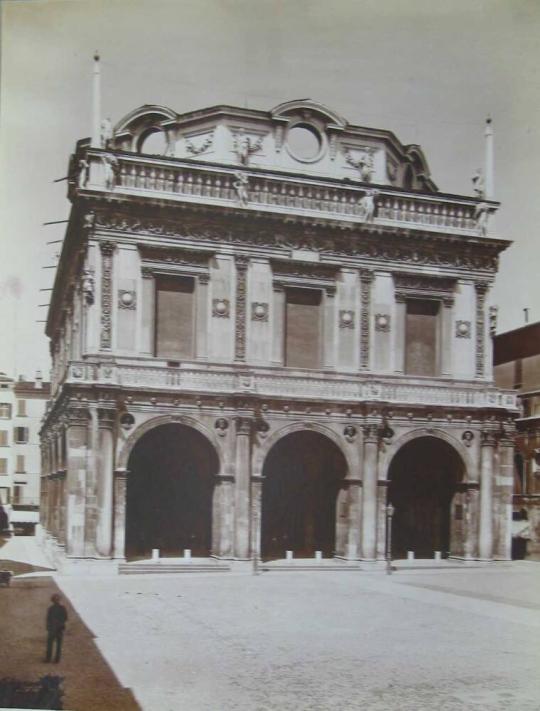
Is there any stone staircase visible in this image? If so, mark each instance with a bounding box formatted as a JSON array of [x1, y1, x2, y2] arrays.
[[118, 559, 231, 575]]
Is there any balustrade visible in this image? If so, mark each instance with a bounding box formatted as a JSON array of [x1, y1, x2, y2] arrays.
[[87, 152, 481, 234]]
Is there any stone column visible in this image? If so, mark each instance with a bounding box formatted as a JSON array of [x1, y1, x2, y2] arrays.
[[479, 430, 496, 560], [112, 469, 128, 559], [496, 435, 515, 560], [96, 407, 116, 557], [234, 417, 252, 559], [344, 479, 362, 559], [361, 424, 379, 560], [65, 405, 89, 557], [441, 297, 453, 376], [212, 476, 234, 558], [250, 475, 264, 562]]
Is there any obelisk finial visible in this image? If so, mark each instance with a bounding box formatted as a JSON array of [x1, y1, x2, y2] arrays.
[[91, 52, 101, 148], [484, 116, 494, 199]]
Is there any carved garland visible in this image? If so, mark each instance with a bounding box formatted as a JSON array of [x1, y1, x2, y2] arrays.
[[99, 241, 116, 350], [360, 270, 374, 369], [475, 282, 489, 377], [234, 256, 249, 362]]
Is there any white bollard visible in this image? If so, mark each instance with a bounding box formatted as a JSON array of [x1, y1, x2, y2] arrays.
[[286, 550, 293, 562], [407, 551, 415, 560], [184, 549, 191, 561], [434, 551, 442, 561], [151, 548, 160, 561], [315, 551, 322, 562]]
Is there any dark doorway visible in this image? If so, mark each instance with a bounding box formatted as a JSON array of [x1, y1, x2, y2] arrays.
[[125, 424, 218, 559], [388, 437, 463, 559], [261, 431, 347, 560]]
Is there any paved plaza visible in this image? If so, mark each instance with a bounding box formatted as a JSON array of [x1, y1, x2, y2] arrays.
[[52, 562, 540, 711]]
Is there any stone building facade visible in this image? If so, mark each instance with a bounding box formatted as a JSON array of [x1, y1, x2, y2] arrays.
[[40, 91, 518, 566], [494, 322, 540, 559]]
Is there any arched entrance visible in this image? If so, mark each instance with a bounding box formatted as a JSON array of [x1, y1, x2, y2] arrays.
[[125, 423, 219, 559], [261, 431, 347, 560], [388, 436, 464, 559]]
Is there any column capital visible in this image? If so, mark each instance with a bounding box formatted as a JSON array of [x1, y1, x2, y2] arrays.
[[65, 405, 89, 427], [235, 416, 253, 436], [480, 430, 497, 447], [99, 240, 117, 256], [98, 407, 116, 428], [363, 423, 381, 443]]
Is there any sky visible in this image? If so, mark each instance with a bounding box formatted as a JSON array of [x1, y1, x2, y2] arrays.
[[1, 0, 539, 380]]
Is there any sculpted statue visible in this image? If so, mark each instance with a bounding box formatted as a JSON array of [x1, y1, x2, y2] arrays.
[[233, 171, 249, 206], [100, 118, 113, 148], [78, 159, 89, 188], [359, 189, 379, 222], [82, 269, 95, 305], [474, 201, 490, 236], [235, 133, 262, 166], [102, 154, 119, 190], [346, 149, 374, 182], [472, 169, 485, 197]]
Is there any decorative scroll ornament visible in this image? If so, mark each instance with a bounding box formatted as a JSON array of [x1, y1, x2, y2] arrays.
[[234, 132, 264, 166], [345, 147, 375, 182], [185, 134, 213, 155]]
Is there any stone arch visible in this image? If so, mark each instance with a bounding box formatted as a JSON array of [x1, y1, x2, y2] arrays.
[[271, 99, 347, 128], [253, 421, 353, 479], [117, 414, 223, 472], [114, 105, 177, 136], [380, 427, 472, 481]]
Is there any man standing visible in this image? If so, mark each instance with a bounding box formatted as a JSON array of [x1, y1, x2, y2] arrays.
[[45, 594, 68, 663]]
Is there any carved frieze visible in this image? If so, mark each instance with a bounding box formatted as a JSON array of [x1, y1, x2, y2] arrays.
[[93, 210, 501, 274], [393, 272, 457, 299]]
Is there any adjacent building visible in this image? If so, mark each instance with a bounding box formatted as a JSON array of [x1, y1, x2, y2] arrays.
[[39, 62, 518, 568], [494, 321, 540, 559], [0, 372, 50, 533]]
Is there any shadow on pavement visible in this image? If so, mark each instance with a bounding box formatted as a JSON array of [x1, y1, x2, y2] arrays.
[[0, 576, 140, 711]]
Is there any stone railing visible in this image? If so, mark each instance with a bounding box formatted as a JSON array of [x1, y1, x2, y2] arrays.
[[66, 360, 518, 410], [82, 150, 489, 236]]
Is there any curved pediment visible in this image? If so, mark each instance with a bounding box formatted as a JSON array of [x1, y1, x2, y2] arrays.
[[270, 99, 348, 128]]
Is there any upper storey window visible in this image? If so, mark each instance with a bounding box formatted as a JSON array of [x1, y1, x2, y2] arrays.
[[139, 129, 168, 156], [155, 276, 195, 360], [405, 299, 440, 376], [285, 288, 322, 369]]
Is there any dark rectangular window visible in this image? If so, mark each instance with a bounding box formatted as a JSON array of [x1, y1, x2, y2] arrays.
[[155, 276, 195, 360], [14, 426, 29, 444], [405, 299, 440, 376], [285, 288, 322, 369], [0, 431, 7, 447], [0, 459, 7, 475]]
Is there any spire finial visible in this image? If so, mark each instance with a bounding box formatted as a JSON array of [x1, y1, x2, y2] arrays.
[[484, 115, 494, 199], [91, 52, 101, 148]]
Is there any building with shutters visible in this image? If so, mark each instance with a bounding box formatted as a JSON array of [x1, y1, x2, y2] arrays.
[[0, 372, 50, 534], [39, 58, 519, 568]]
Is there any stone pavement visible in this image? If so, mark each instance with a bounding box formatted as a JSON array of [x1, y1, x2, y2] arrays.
[[54, 562, 540, 711]]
